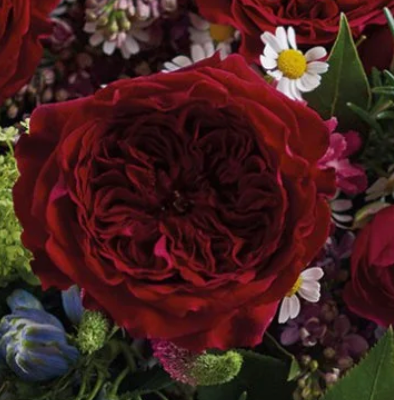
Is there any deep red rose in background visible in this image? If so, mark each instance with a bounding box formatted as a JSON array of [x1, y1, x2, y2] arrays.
[[14, 55, 336, 351], [344, 206, 394, 326], [0, 0, 59, 105], [196, 0, 394, 65]]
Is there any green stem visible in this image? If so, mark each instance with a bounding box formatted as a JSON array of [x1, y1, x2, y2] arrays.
[[118, 341, 137, 371], [265, 331, 295, 361], [75, 365, 92, 400], [108, 366, 131, 397], [86, 369, 106, 400], [154, 391, 170, 400]]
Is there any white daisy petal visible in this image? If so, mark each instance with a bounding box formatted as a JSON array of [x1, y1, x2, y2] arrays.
[[260, 55, 278, 69], [162, 62, 179, 72], [289, 295, 301, 320], [189, 12, 210, 31], [264, 44, 279, 59], [333, 214, 354, 223], [331, 199, 353, 212], [261, 32, 283, 53], [276, 26, 289, 50], [278, 296, 292, 324], [297, 73, 321, 92], [289, 80, 303, 101], [287, 26, 297, 50], [299, 282, 321, 303], [204, 41, 216, 57], [305, 46, 327, 62], [191, 44, 206, 63], [268, 69, 283, 80], [301, 267, 324, 281], [171, 55, 193, 68], [277, 77, 292, 98], [307, 61, 329, 75]]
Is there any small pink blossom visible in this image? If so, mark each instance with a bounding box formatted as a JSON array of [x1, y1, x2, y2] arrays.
[[319, 118, 367, 195]]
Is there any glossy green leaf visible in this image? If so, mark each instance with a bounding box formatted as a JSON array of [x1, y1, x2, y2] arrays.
[[305, 13, 371, 131], [321, 327, 394, 400]]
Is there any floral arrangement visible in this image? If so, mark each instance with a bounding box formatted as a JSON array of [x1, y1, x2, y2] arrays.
[[1, 1, 394, 400]]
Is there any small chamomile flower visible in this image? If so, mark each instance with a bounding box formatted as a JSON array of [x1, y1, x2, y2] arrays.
[[260, 26, 329, 101], [162, 14, 236, 73], [278, 267, 324, 324]]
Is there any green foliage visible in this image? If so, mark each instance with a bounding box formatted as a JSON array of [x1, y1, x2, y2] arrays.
[[0, 127, 38, 288], [305, 13, 371, 132], [191, 351, 243, 386], [77, 310, 110, 355], [197, 351, 295, 400], [321, 327, 394, 400]]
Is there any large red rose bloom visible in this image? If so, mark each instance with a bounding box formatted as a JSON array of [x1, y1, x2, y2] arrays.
[[13, 55, 336, 351], [344, 206, 394, 326], [0, 0, 59, 104], [195, 0, 394, 63]]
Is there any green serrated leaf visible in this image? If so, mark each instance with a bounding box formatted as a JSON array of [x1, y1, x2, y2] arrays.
[[287, 357, 302, 382], [197, 351, 294, 400], [321, 327, 394, 400], [305, 13, 371, 131]]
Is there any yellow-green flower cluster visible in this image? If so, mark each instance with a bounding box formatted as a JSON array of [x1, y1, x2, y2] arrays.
[[0, 126, 38, 287]]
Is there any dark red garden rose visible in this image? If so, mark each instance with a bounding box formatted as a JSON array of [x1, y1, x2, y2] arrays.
[[0, 0, 60, 105], [195, 0, 394, 63], [344, 206, 394, 326], [14, 54, 336, 351]]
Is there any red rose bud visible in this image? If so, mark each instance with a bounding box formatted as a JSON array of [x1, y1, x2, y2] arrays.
[[13, 54, 336, 351], [344, 205, 394, 326], [0, 0, 60, 105], [195, 0, 394, 64]]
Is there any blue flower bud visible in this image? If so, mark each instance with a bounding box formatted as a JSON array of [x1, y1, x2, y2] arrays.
[[0, 290, 80, 382], [61, 285, 84, 325]]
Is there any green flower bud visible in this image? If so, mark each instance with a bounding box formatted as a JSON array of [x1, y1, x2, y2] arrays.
[[77, 311, 109, 355], [190, 350, 243, 386]]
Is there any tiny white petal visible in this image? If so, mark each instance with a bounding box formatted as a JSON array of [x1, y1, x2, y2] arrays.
[[276, 26, 289, 50], [301, 267, 324, 281], [264, 44, 279, 59], [191, 44, 206, 63], [84, 22, 97, 34], [189, 12, 210, 31], [132, 29, 150, 43], [103, 40, 116, 55], [287, 26, 297, 50], [124, 35, 140, 55], [289, 79, 303, 101], [307, 61, 329, 75], [268, 69, 283, 80], [89, 32, 104, 47], [172, 55, 193, 68], [277, 77, 293, 98], [278, 296, 292, 324], [204, 41, 216, 58], [305, 46, 327, 62], [297, 73, 321, 92], [289, 296, 301, 320], [333, 213, 354, 223], [299, 282, 321, 303], [261, 32, 283, 53], [260, 55, 278, 69], [331, 199, 353, 212]]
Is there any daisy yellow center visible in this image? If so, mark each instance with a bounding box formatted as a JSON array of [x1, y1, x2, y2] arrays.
[[286, 276, 303, 297], [277, 49, 307, 79], [209, 24, 235, 42]]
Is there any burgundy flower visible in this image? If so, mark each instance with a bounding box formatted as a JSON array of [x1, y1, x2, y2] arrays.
[[195, 0, 394, 63], [14, 55, 336, 351], [0, 0, 60, 104]]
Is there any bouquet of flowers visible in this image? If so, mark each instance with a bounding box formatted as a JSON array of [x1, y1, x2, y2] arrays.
[[1, 1, 394, 399]]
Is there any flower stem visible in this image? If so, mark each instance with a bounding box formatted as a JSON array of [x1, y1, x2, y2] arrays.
[[108, 366, 131, 397], [86, 369, 106, 400]]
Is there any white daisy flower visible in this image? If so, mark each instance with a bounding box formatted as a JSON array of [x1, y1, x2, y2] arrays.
[[162, 14, 236, 73], [260, 26, 329, 101], [330, 191, 353, 229], [278, 267, 324, 324]]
